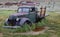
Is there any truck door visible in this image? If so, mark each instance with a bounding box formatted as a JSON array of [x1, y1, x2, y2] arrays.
[[29, 7, 36, 23]]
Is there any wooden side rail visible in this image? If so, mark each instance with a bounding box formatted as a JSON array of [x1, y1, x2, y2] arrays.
[[40, 6, 46, 18]]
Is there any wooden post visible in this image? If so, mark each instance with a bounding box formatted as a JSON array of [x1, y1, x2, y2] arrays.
[[44, 6, 46, 17], [40, 6, 43, 17], [40, 6, 46, 18]]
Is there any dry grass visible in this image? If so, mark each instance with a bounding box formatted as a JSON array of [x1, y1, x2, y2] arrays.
[[0, 10, 60, 37]]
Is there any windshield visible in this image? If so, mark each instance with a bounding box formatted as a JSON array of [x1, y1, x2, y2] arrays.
[[18, 7, 30, 13]]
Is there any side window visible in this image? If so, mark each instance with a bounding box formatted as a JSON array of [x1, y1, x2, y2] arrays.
[[30, 7, 35, 12]]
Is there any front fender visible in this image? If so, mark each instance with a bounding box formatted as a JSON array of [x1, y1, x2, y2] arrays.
[[19, 18, 31, 25], [4, 18, 9, 26]]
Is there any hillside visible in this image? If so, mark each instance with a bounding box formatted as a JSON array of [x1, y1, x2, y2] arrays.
[[0, 0, 60, 3]]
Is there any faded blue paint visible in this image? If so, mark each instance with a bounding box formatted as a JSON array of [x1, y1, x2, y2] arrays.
[[29, 12, 36, 23], [19, 18, 31, 25], [5, 6, 38, 26]]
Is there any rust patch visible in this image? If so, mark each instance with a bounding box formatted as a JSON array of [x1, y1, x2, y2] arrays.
[[33, 26, 45, 32]]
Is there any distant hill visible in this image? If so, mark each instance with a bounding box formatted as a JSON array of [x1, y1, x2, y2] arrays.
[[0, 0, 60, 3]]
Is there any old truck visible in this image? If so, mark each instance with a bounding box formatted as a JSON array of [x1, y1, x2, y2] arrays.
[[4, 1, 48, 28]]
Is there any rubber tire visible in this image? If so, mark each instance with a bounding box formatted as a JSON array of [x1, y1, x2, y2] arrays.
[[22, 21, 32, 27]]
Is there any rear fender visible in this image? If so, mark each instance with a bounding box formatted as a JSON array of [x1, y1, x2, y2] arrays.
[[20, 18, 31, 25]]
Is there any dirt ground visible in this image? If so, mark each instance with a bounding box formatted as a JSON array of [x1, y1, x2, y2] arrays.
[[0, 27, 58, 37], [8, 26, 49, 35], [0, 33, 3, 37]]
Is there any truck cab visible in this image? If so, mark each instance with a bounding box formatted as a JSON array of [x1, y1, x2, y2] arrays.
[[17, 6, 37, 23]]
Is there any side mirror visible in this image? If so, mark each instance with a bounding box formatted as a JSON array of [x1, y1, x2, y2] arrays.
[[30, 9, 33, 12]]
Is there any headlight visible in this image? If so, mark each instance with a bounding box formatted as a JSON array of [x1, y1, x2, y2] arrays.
[[16, 18, 19, 21]]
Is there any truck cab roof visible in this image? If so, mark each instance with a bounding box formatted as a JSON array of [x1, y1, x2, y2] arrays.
[[19, 5, 35, 8]]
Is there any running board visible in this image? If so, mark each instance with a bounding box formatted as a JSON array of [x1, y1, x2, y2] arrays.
[[3, 26, 21, 28]]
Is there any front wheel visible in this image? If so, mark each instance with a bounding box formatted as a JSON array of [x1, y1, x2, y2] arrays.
[[24, 21, 32, 26]]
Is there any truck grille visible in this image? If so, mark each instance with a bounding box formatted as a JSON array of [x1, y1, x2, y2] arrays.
[[8, 19, 16, 26]]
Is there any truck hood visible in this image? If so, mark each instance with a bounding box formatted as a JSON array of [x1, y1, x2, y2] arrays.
[[11, 13, 29, 16]]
